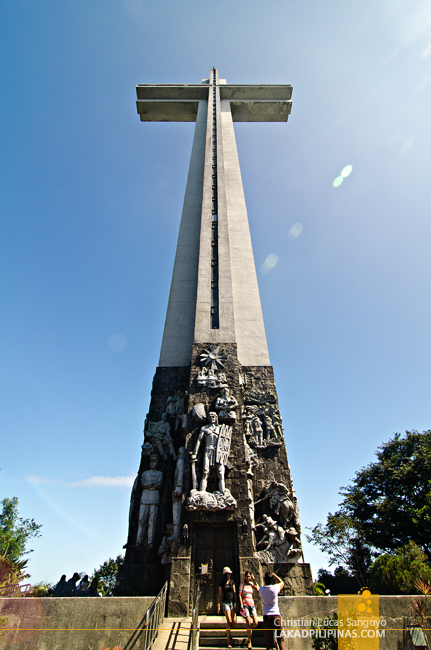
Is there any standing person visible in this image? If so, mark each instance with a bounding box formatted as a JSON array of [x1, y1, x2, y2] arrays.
[[259, 572, 286, 650], [88, 577, 102, 597], [63, 573, 80, 597], [52, 575, 67, 597], [239, 571, 259, 649], [77, 574, 89, 596], [217, 567, 237, 648]]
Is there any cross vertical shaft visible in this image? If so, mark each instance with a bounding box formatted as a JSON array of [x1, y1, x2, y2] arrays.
[[145, 69, 293, 366]]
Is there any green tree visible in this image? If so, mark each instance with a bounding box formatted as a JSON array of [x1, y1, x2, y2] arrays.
[[368, 542, 431, 595], [307, 513, 372, 587], [30, 581, 53, 597], [317, 567, 359, 595], [90, 554, 124, 596], [0, 497, 42, 581], [339, 430, 431, 555], [308, 430, 431, 586]]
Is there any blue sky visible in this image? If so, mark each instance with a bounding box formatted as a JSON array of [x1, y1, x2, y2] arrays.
[[1, 0, 431, 585]]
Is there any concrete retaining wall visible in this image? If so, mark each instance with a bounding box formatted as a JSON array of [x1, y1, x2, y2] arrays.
[[0, 596, 153, 650], [279, 595, 424, 650], [0, 594, 426, 649]]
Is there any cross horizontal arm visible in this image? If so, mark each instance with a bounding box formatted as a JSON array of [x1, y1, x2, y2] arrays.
[[135, 83, 292, 122]]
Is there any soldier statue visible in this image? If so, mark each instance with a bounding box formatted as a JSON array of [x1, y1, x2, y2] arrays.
[[191, 412, 231, 493]]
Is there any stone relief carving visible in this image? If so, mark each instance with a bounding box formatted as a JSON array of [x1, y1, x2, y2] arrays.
[[254, 481, 302, 563], [255, 515, 301, 563], [243, 404, 283, 449], [164, 390, 185, 430], [186, 489, 236, 511], [215, 387, 238, 421], [158, 523, 176, 565], [196, 367, 228, 388], [247, 478, 256, 531], [192, 403, 206, 422], [255, 482, 300, 530], [199, 345, 227, 371], [244, 438, 258, 477], [136, 454, 163, 549], [172, 446, 185, 541], [243, 385, 276, 406], [196, 345, 229, 388], [186, 412, 237, 511], [143, 414, 176, 460]]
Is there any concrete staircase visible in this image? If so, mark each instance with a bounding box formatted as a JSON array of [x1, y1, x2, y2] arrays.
[[199, 615, 266, 650], [151, 617, 193, 650]]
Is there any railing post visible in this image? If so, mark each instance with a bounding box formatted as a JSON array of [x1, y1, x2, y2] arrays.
[[142, 582, 168, 650]]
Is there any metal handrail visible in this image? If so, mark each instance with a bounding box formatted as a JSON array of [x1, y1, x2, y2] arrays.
[[141, 581, 168, 650], [191, 582, 201, 650], [0, 582, 32, 598]]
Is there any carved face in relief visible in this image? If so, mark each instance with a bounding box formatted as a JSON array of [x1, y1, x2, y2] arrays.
[[149, 455, 159, 469], [208, 412, 218, 425]]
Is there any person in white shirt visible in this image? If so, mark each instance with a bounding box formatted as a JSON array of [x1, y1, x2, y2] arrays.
[[258, 572, 286, 650]]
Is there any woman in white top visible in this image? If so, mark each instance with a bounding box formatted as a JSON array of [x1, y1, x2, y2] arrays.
[[258, 572, 286, 650]]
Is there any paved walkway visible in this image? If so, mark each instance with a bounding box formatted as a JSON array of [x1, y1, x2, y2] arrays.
[[152, 617, 194, 650]]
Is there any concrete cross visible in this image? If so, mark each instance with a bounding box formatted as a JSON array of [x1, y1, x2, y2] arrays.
[[135, 69, 293, 368], [136, 70, 292, 122]]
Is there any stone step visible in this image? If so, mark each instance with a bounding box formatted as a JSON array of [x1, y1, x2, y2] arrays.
[[198, 617, 266, 650]]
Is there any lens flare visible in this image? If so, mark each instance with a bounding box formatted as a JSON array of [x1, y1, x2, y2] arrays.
[[260, 253, 279, 274], [288, 223, 303, 240], [341, 165, 353, 178], [333, 176, 343, 187]]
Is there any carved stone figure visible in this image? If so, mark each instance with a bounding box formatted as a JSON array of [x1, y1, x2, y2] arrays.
[[165, 395, 176, 414], [145, 415, 175, 460], [192, 403, 206, 421], [263, 414, 277, 442], [172, 446, 185, 541], [256, 514, 286, 551], [247, 478, 256, 530], [244, 438, 258, 477], [136, 454, 163, 549], [252, 415, 264, 447], [243, 403, 283, 449], [186, 489, 237, 511], [256, 481, 299, 530], [190, 412, 231, 492], [255, 512, 301, 564], [244, 406, 255, 437], [243, 387, 276, 406], [164, 391, 184, 429], [158, 523, 176, 564], [141, 441, 153, 456], [217, 372, 229, 388], [207, 368, 218, 388], [215, 387, 238, 421], [266, 405, 283, 440], [196, 367, 208, 386], [195, 368, 229, 389]]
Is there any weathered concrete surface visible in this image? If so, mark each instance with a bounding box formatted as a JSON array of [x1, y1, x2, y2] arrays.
[[278, 595, 423, 650], [0, 596, 153, 650], [151, 617, 192, 650], [0, 595, 423, 650], [159, 99, 207, 367]]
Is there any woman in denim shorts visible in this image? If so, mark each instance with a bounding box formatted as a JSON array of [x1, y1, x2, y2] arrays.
[[239, 571, 259, 648], [217, 567, 237, 648]]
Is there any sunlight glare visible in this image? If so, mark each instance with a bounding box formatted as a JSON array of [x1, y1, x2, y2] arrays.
[[260, 253, 279, 274]]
